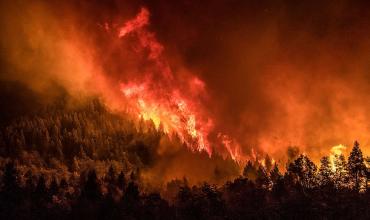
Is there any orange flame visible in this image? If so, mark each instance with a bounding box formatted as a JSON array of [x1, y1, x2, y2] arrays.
[[117, 7, 214, 155], [115, 7, 244, 160]]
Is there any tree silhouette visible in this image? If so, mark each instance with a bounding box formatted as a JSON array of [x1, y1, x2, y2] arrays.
[[2, 162, 19, 194], [35, 175, 47, 197], [318, 156, 333, 187], [288, 155, 317, 189], [121, 181, 141, 218], [255, 166, 271, 189], [117, 171, 126, 191], [348, 141, 366, 191], [0, 99, 370, 219], [0, 162, 21, 219], [333, 154, 349, 189], [81, 170, 101, 200], [243, 161, 258, 181], [270, 163, 282, 185], [49, 177, 59, 199]]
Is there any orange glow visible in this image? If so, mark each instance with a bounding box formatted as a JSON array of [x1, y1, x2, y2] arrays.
[[118, 8, 216, 156], [329, 144, 347, 171], [5, 2, 370, 168], [120, 80, 213, 154], [115, 7, 247, 160]]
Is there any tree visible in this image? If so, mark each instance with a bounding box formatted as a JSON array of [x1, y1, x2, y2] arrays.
[[0, 163, 21, 220], [264, 154, 273, 173], [287, 155, 317, 189], [270, 163, 282, 185], [123, 181, 140, 202], [243, 161, 258, 181], [60, 178, 68, 190], [122, 181, 141, 218], [333, 154, 349, 189], [366, 157, 370, 190], [81, 170, 101, 200], [2, 162, 19, 193], [106, 165, 116, 184], [24, 170, 35, 193], [348, 141, 366, 191], [255, 166, 271, 189], [117, 171, 126, 191], [318, 156, 333, 187], [49, 177, 59, 199], [35, 175, 47, 199]]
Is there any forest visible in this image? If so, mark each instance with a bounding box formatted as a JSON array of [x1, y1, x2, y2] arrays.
[[0, 98, 369, 219]]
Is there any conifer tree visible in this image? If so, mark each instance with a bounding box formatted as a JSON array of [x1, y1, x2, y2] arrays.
[[243, 161, 258, 181], [318, 156, 333, 186], [333, 154, 349, 188], [255, 166, 271, 189], [348, 141, 366, 191], [81, 170, 101, 200], [117, 171, 126, 191], [270, 163, 282, 185], [287, 155, 317, 189]]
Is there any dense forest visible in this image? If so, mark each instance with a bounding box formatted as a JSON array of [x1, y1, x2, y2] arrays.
[[0, 99, 370, 219]]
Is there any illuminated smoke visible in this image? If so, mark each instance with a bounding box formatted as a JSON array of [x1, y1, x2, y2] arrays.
[[329, 144, 347, 171], [2, 1, 370, 167]]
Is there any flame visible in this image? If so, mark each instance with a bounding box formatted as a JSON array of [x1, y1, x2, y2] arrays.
[[329, 144, 347, 171], [115, 7, 247, 160], [117, 8, 216, 156], [218, 133, 243, 162], [121, 80, 213, 154]]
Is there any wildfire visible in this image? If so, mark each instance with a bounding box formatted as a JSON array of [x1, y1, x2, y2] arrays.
[[218, 133, 242, 162], [117, 7, 216, 155], [120, 80, 213, 154], [115, 7, 246, 161], [329, 144, 347, 171]]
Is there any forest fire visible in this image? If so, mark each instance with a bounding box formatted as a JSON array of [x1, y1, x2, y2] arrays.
[[116, 7, 238, 158], [1, 1, 370, 219], [120, 80, 213, 154]]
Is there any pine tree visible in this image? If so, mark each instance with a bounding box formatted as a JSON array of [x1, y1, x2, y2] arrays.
[[106, 165, 117, 199], [318, 156, 333, 187], [255, 166, 271, 189], [2, 162, 20, 195], [366, 157, 370, 189], [49, 177, 59, 198], [106, 165, 116, 184], [243, 161, 258, 181], [60, 178, 68, 190], [333, 154, 349, 189], [81, 170, 101, 200], [348, 141, 366, 191], [270, 163, 282, 185], [35, 175, 47, 196], [0, 162, 21, 220], [24, 170, 35, 192], [117, 171, 126, 191], [287, 155, 317, 189]]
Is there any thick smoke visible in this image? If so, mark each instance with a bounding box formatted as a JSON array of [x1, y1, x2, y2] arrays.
[[143, 0, 370, 161], [1, 0, 370, 169]]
